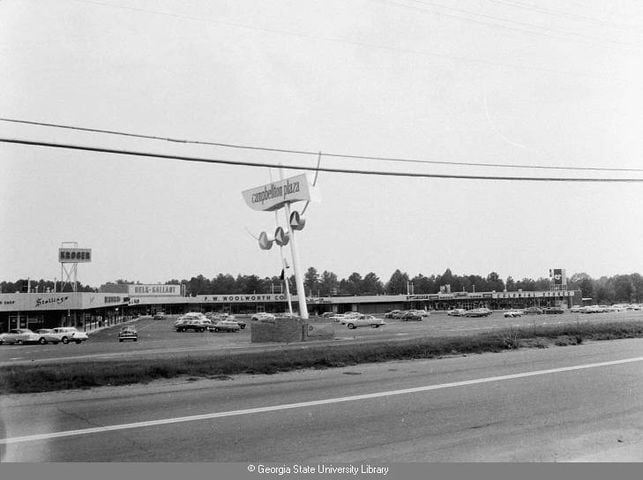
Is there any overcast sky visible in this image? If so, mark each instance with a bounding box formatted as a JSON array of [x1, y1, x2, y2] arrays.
[[1, 0, 643, 288]]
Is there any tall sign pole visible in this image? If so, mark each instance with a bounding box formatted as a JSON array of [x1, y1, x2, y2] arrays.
[[279, 168, 308, 319], [242, 173, 314, 320], [282, 197, 308, 319], [274, 209, 294, 317], [269, 169, 294, 317]]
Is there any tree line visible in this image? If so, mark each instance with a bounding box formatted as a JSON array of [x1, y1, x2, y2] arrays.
[[2, 269, 642, 304]]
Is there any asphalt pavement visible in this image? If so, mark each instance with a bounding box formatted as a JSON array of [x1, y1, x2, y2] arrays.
[[1, 338, 642, 462], [2, 310, 642, 367]]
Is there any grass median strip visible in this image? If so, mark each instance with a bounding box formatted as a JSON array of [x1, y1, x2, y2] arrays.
[[1, 320, 643, 394]]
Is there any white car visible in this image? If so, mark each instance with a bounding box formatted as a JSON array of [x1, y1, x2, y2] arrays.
[[207, 312, 245, 327], [36, 328, 63, 344], [52, 327, 89, 344], [464, 308, 493, 318], [210, 320, 241, 333], [344, 315, 385, 329], [0, 328, 41, 345], [504, 310, 523, 318]]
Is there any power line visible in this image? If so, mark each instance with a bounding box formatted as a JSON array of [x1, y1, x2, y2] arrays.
[[2, 117, 642, 173], [2, 137, 642, 183]]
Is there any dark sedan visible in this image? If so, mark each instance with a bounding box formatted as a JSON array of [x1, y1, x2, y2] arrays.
[[544, 307, 565, 314], [118, 326, 138, 342]]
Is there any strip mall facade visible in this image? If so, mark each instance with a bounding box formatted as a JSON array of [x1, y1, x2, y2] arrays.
[[0, 283, 580, 332]]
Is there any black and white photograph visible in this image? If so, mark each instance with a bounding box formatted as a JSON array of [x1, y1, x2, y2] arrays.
[[1, 0, 642, 475]]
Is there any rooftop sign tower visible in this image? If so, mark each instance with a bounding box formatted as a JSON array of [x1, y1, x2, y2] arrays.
[[58, 242, 91, 292]]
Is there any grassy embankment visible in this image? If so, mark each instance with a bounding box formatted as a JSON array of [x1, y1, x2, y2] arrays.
[[1, 320, 643, 394]]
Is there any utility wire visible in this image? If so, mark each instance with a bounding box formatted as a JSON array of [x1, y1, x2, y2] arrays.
[[2, 117, 642, 173], [2, 137, 642, 183]]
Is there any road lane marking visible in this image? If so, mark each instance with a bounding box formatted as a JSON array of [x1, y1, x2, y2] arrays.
[[2, 355, 643, 445]]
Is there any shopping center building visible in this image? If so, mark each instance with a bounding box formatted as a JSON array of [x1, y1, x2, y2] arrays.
[[0, 292, 129, 332], [0, 283, 580, 332]]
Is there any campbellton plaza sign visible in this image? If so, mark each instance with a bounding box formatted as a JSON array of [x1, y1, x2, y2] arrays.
[[242, 174, 312, 212]]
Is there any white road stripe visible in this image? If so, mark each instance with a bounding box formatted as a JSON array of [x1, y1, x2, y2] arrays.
[[2, 356, 642, 445]]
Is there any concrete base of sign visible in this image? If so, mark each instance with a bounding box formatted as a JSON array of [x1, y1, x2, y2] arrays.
[[250, 317, 335, 343]]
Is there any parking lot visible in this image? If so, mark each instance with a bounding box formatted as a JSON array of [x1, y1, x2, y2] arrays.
[[1, 310, 642, 367]]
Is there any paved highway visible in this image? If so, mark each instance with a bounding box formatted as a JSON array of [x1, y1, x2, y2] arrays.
[[2, 338, 641, 462]]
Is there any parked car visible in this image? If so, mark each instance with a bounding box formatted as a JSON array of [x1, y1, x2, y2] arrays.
[[543, 306, 564, 314], [210, 320, 241, 333], [153, 312, 165, 320], [503, 310, 523, 318], [447, 309, 467, 317], [176, 319, 211, 332], [384, 310, 402, 319], [226, 315, 245, 329], [579, 305, 599, 313], [344, 315, 385, 329], [175, 312, 211, 332], [338, 313, 370, 325], [464, 308, 493, 317], [52, 327, 89, 344], [251, 312, 276, 321], [118, 326, 138, 342], [407, 309, 430, 318], [178, 312, 208, 321], [233, 318, 246, 329], [208, 313, 246, 329], [401, 311, 423, 321], [36, 328, 62, 344], [0, 328, 41, 345], [523, 306, 544, 315]]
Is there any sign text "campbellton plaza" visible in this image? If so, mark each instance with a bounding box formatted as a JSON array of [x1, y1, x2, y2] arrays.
[[242, 173, 311, 212]]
